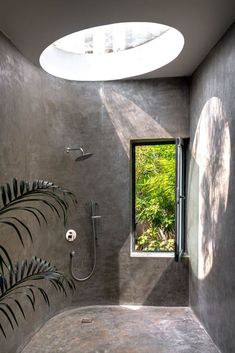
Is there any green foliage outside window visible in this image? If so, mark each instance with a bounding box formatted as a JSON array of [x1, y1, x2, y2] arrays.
[[135, 144, 175, 251]]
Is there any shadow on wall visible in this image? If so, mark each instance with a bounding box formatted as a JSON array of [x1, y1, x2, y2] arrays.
[[118, 237, 189, 306], [188, 96, 235, 352], [143, 258, 189, 306]]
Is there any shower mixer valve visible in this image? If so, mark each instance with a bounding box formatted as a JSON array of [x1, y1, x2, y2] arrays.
[[66, 229, 77, 242]]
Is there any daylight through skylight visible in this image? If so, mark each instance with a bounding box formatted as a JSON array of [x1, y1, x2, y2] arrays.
[[39, 22, 184, 81]]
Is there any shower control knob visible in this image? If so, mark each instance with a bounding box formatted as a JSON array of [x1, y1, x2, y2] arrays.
[[66, 229, 77, 242]]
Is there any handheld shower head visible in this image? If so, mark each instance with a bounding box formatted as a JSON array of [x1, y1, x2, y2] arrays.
[[66, 146, 93, 161]]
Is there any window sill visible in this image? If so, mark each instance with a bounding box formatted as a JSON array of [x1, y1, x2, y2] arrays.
[[130, 251, 175, 258]]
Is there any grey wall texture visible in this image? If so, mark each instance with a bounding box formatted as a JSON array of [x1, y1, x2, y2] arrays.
[[0, 32, 189, 353], [188, 23, 235, 353]]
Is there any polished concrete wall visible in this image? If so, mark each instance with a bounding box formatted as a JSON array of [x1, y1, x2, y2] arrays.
[[0, 33, 189, 353], [188, 23, 235, 353]]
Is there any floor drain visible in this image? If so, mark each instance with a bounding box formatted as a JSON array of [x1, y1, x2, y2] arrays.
[[81, 318, 94, 324]]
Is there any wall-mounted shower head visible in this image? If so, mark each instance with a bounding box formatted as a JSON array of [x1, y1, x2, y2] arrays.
[[66, 146, 93, 161], [75, 152, 93, 161]]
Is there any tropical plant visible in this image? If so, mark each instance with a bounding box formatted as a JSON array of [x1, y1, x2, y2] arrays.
[[0, 178, 76, 338], [135, 144, 175, 251]]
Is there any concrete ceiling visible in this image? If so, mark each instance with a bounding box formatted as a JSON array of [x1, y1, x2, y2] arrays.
[[0, 0, 234, 79]]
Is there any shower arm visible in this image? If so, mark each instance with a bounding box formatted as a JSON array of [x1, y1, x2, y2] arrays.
[[66, 147, 84, 153]]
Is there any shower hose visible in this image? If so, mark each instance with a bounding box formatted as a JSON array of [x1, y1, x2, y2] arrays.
[[70, 201, 99, 281]]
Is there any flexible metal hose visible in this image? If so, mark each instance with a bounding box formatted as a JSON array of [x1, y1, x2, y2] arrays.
[[70, 201, 99, 281]]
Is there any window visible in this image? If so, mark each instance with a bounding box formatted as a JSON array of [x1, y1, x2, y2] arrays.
[[131, 139, 186, 261]]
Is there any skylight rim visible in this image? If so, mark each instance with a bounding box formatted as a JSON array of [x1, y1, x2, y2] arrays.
[[39, 21, 184, 81]]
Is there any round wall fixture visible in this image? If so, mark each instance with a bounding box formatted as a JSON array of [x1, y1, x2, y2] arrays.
[[39, 22, 184, 81]]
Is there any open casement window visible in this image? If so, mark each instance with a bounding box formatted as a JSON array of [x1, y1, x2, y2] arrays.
[[131, 138, 187, 261], [175, 138, 186, 261]]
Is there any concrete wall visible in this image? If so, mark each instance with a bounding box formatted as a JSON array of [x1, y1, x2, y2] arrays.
[[0, 32, 189, 353], [188, 23, 235, 353]]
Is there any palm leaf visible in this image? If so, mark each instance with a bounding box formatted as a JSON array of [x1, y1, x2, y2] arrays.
[[0, 217, 33, 243], [0, 179, 76, 338], [14, 299, 26, 319], [0, 322, 6, 338], [0, 246, 13, 274], [6, 183, 12, 203], [0, 256, 75, 337], [0, 178, 77, 246]]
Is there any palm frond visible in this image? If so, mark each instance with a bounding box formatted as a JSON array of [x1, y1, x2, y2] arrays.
[[0, 178, 77, 246], [0, 256, 75, 337], [0, 179, 76, 338], [0, 245, 13, 274]]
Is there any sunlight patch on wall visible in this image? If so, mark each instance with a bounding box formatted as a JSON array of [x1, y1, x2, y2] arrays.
[[99, 87, 171, 156], [191, 97, 230, 280]]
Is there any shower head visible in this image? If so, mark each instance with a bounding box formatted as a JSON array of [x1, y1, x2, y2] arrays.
[[75, 152, 93, 161], [66, 146, 93, 161]]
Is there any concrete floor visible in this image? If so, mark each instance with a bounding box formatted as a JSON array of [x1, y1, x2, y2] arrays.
[[21, 306, 220, 353]]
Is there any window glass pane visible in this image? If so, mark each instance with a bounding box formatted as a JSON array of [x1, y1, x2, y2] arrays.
[[134, 143, 176, 252]]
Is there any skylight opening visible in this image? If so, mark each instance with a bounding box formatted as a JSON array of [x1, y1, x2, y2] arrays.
[[53, 23, 169, 55], [39, 22, 184, 81]]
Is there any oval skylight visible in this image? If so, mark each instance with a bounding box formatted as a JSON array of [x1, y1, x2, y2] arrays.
[[39, 22, 184, 81]]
